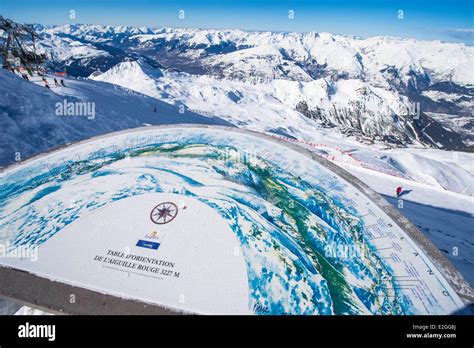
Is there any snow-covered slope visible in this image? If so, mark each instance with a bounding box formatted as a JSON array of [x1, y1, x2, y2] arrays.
[[337, 162, 474, 286], [92, 59, 163, 95], [90, 60, 473, 197], [0, 69, 229, 166], [356, 36, 474, 86]]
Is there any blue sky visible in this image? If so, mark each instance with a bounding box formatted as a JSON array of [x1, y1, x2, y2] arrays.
[[1, 0, 473, 43]]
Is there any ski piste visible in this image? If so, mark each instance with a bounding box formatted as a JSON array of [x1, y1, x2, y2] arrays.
[[0, 126, 470, 315]]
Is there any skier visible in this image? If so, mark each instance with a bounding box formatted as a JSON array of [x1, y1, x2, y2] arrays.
[[396, 186, 403, 197], [60, 79, 66, 87], [42, 77, 50, 89], [153, 106, 157, 113], [54, 78, 60, 87]]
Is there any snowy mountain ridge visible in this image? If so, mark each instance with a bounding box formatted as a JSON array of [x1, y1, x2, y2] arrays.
[[92, 59, 466, 150], [30, 24, 473, 149], [35, 24, 474, 85]]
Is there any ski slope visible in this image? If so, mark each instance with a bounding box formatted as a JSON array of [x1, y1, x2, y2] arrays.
[[0, 69, 229, 167], [338, 163, 474, 287]]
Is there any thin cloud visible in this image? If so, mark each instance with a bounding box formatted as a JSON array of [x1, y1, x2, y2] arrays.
[[442, 28, 474, 42]]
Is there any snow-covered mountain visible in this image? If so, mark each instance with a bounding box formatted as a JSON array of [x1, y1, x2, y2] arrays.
[[33, 24, 473, 149], [32, 24, 163, 77], [92, 58, 465, 150], [37, 25, 473, 84]]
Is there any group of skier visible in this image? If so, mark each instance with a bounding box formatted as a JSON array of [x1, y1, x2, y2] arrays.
[[11, 67, 31, 81], [9, 66, 66, 89], [41, 76, 66, 89]]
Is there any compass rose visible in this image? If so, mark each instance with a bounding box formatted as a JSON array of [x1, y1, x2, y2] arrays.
[[150, 202, 178, 225]]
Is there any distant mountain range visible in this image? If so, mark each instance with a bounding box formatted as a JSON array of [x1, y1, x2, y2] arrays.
[[24, 24, 474, 149]]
